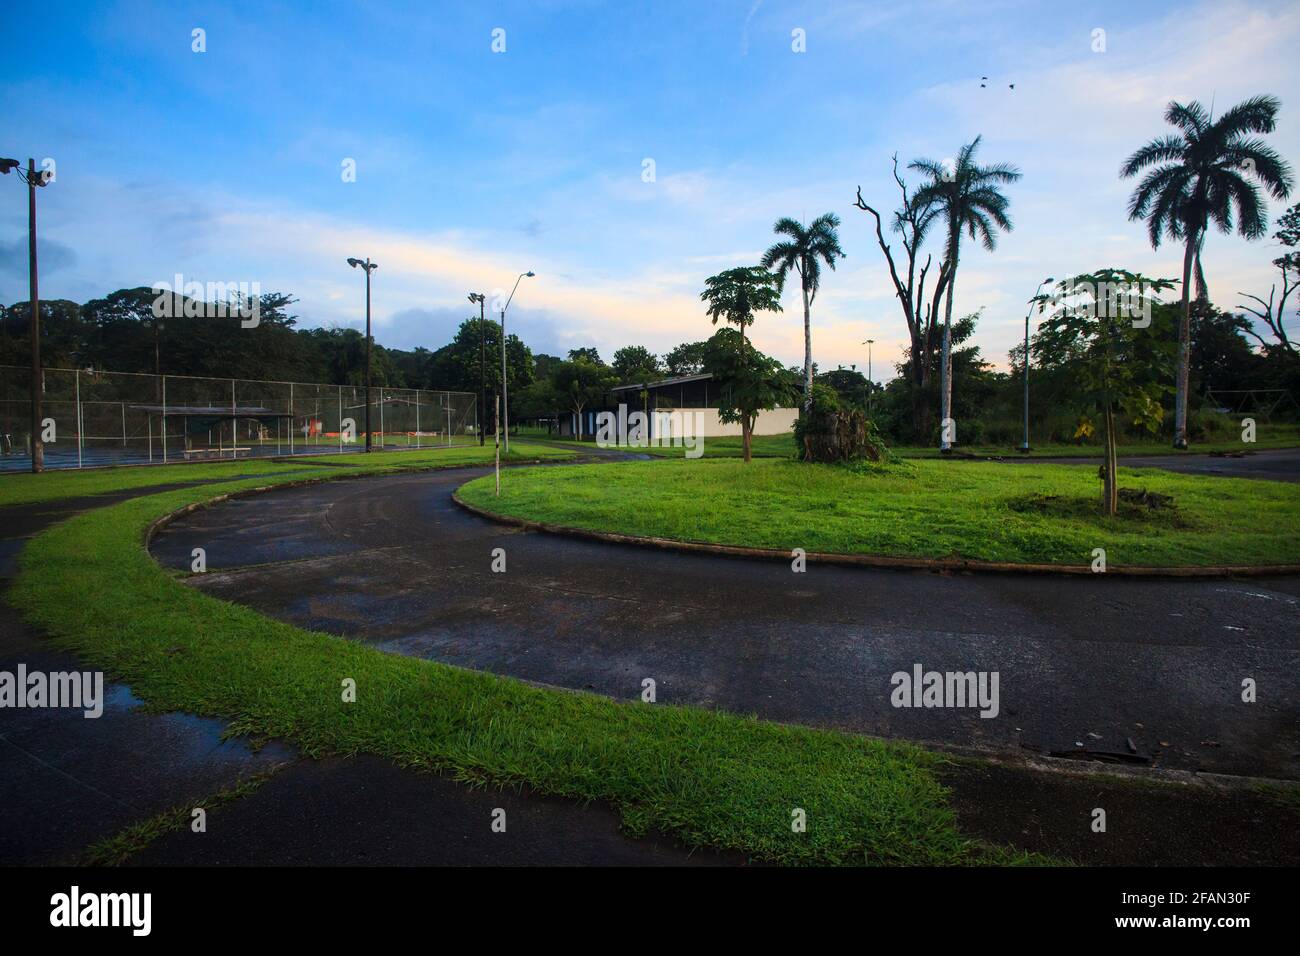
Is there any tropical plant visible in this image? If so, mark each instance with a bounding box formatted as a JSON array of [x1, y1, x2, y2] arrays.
[[761, 214, 845, 412], [1121, 95, 1294, 447], [700, 266, 783, 347], [908, 137, 1021, 450], [1032, 270, 1177, 515], [853, 154, 952, 438], [702, 328, 794, 462]]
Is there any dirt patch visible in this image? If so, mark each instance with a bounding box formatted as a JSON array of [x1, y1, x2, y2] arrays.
[[942, 758, 1300, 866]]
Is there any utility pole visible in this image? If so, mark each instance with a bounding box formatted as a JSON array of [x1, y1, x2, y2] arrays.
[[469, 292, 486, 445], [1022, 278, 1054, 453], [27, 159, 39, 472], [2, 157, 51, 473], [347, 257, 379, 451], [500, 271, 534, 454], [863, 338, 874, 414]]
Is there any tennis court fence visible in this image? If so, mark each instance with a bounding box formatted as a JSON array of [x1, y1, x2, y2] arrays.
[[0, 365, 479, 471]]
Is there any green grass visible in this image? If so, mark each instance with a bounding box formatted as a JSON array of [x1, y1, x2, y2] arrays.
[[540, 425, 1300, 461], [0, 442, 572, 508], [9, 466, 1044, 865], [457, 458, 1300, 568], [897, 429, 1300, 459], [77, 772, 278, 866]]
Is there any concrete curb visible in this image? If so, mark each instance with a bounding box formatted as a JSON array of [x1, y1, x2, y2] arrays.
[[451, 490, 1300, 579]]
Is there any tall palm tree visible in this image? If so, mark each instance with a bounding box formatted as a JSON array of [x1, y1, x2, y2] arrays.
[[761, 213, 845, 411], [1122, 95, 1293, 448], [909, 137, 1020, 450]]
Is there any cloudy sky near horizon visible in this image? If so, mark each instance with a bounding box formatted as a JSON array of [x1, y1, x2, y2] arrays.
[[2, 0, 1298, 379]]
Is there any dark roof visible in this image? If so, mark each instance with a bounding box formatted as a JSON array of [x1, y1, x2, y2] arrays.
[[610, 372, 712, 393]]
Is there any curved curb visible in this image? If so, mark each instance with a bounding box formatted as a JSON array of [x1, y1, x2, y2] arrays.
[[140, 456, 564, 548], [451, 490, 1300, 579]]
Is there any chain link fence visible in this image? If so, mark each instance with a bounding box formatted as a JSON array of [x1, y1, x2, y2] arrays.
[[0, 366, 479, 471]]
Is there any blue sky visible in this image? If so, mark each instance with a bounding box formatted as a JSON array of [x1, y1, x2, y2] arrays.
[[2, 0, 1298, 378]]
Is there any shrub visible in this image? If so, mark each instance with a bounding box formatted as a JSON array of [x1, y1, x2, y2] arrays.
[[794, 384, 890, 462]]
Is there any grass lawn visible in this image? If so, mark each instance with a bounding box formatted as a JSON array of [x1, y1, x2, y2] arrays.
[[0, 442, 572, 508], [457, 457, 1300, 568], [8, 465, 1044, 866], [537, 424, 1300, 462]]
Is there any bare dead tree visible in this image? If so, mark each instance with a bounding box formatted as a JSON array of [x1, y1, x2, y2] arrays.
[[853, 154, 951, 436], [1232, 269, 1294, 356]]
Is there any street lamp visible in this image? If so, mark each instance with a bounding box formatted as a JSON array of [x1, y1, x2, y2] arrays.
[[499, 270, 534, 454], [468, 292, 486, 445], [346, 257, 379, 452], [862, 338, 875, 414], [1021, 277, 1054, 453], [2, 157, 52, 473]]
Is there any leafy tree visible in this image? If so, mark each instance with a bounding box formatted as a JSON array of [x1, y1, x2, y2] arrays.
[[702, 327, 795, 462], [664, 341, 708, 376], [1032, 270, 1177, 515], [909, 136, 1020, 450], [553, 357, 616, 440], [761, 213, 845, 411], [699, 266, 782, 346], [1121, 95, 1294, 447], [611, 345, 663, 384], [567, 347, 603, 365]]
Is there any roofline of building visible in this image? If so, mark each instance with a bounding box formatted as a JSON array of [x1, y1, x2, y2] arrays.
[[610, 372, 713, 393]]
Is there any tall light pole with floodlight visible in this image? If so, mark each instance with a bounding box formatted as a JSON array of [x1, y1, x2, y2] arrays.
[[499, 270, 534, 454], [1021, 277, 1054, 453], [862, 338, 875, 413], [346, 257, 379, 452], [468, 292, 487, 445], [2, 157, 51, 473]]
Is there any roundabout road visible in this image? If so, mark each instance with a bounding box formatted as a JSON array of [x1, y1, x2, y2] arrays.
[[150, 463, 1300, 780]]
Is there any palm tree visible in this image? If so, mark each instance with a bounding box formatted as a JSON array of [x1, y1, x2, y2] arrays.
[[761, 214, 845, 411], [1122, 95, 1293, 448], [909, 137, 1020, 450]]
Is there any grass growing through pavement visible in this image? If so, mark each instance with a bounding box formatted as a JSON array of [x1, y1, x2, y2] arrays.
[[457, 457, 1300, 568], [9, 468, 1043, 865], [77, 771, 278, 866], [0, 442, 572, 508]]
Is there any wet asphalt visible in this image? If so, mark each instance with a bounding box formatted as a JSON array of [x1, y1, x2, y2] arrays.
[[151, 459, 1300, 781]]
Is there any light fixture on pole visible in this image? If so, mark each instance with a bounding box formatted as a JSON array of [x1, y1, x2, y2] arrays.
[[1021, 277, 1054, 453], [2, 157, 52, 474], [468, 292, 487, 446], [499, 270, 534, 454], [862, 338, 875, 413], [347, 257, 379, 452]]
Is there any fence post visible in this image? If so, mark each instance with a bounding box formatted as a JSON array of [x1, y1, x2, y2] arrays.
[[415, 389, 420, 450], [162, 375, 168, 463]]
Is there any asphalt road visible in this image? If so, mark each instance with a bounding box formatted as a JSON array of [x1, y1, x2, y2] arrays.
[[152, 460, 1300, 780]]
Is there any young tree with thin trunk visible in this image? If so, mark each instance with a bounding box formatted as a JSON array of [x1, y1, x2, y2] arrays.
[[1121, 95, 1293, 448], [1032, 270, 1176, 516]]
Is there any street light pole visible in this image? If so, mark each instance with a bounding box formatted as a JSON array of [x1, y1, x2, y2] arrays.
[[1021, 277, 1054, 453], [347, 257, 379, 452], [2, 156, 51, 473], [469, 292, 486, 445], [863, 338, 875, 414], [500, 270, 534, 455]]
